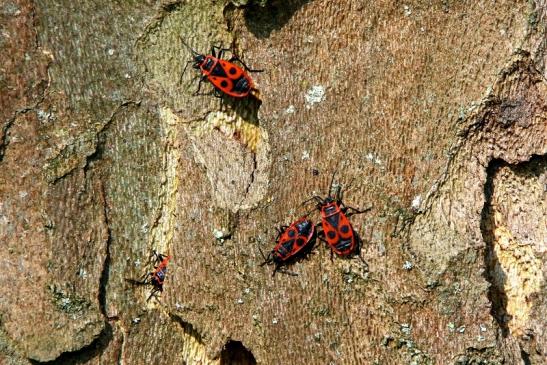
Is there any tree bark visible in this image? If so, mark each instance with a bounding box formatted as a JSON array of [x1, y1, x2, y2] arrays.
[[0, 0, 545, 364]]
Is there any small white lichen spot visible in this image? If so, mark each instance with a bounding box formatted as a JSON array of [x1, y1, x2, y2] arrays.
[[411, 195, 422, 211], [285, 105, 296, 114], [301, 150, 310, 160], [479, 323, 487, 332], [403, 5, 412, 16], [213, 229, 224, 240], [365, 152, 383, 166], [107, 48, 115, 56], [314, 332, 322, 341], [403, 261, 413, 271], [305, 85, 326, 108], [272, 318, 278, 324], [19, 191, 28, 199], [401, 323, 411, 335], [236, 298, 244, 305]]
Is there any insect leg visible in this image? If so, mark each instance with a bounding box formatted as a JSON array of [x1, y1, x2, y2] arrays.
[[213, 88, 223, 98], [212, 45, 232, 60], [152, 250, 165, 264], [354, 233, 369, 270], [193, 76, 209, 96], [301, 195, 324, 206], [147, 287, 160, 302], [125, 277, 148, 286], [136, 272, 152, 286], [317, 234, 328, 243], [341, 203, 372, 217], [272, 263, 279, 277], [228, 55, 264, 73], [316, 223, 327, 240], [258, 247, 272, 266]]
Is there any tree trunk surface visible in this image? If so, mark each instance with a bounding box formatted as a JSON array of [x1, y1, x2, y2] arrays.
[[0, 0, 546, 364]]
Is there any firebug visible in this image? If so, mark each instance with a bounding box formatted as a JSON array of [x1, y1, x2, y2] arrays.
[[181, 38, 262, 98], [260, 216, 316, 276], [307, 172, 371, 260], [126, 250, 171, 302]]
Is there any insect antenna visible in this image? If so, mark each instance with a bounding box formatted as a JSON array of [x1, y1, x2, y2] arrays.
[[301, 195, 324, 207], [327, 170, 337, 198], [179, 37, 200, 56], [302, 206, 316, 218]]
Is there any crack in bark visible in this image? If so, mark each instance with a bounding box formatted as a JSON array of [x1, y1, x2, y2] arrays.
[[28, 325, 113, 365], [0, 117, 15, 163], [0, 106, 40, 163], [98, 180, 112, 318], [243, 152, 257, 199], [83, 100, 142, 178], [412, 50, 544, 219]]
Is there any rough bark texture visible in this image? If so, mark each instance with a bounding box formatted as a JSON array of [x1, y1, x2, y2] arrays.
[[0, 0, 546, 364]]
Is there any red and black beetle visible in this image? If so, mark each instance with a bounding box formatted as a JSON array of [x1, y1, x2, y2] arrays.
[[308, 172, 371, 260], [181, 38, 262, 98], [260, 216, 316, 276]]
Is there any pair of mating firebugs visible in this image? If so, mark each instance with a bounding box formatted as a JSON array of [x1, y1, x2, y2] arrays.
[[261, 173, 370, 276]]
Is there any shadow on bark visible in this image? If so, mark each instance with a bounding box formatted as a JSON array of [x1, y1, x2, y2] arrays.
[[29, 324, 113, 365], [243, 0, 314, 38], [481, 159, 511, 338], [481, 154, 546, 339], [220, 340, 256, 365]]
